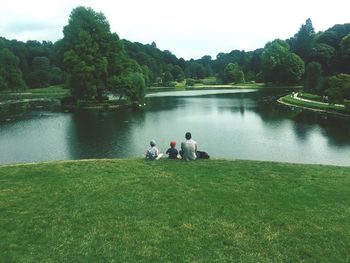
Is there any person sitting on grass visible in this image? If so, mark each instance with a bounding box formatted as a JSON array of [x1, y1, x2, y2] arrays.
[[166, 141, 179, 159], [180, 132, 210, 160], [180, 132, 197, 160], [146, 140, 158, 160]]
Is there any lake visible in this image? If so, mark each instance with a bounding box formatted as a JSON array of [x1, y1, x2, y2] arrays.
[[1, 88, 350, 166]]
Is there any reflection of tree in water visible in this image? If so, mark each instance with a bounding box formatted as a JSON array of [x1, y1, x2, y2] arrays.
[[255, 99, 300, 121], [251, 88, 350, 146], [322, 120, 350, 146], [67, 89, 350, 160], [289, 110, 350, 146], [252, 88, 297, 121], [68, 108, 146, 159], [145, 96, 183, 113]]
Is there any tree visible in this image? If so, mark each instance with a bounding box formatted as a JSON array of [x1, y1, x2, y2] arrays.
[[305, 62, 322, 92], [289, 18, 315, 61], [261, 39, 304, 83], [27, 56, 51, 88], [223, 63, 245, 83], [282, 53, 306, 83], [171, 65, 184, 81], [141, 65, 152, 86], [163, 71, 174, 82], [188, 62, 205, 79], [50, 66, 65, 85], [236, 70, 245, 83], [114, 72, 145, 103], [62, 7, 110, 99], [323, 74, 350, 103], [340, 33, 350, 72], [61, 6, 145, 102], [317, 31, 338, 48], [151, 41, 157, 48], [0, 48, 26, 91], [309, 44, 335, 74]]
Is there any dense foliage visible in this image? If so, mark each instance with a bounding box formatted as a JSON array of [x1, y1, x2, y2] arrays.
[[261, 40, 304, 83], [1, 10, 350, 102], [0, 38, 65, 91], [61, 7, 146, 101]]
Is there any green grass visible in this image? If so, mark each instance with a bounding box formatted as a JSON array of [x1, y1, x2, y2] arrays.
[[298, 92, 323, 102], [188, 83, 266, 89], [0, 158, 349, 262], [280, 94, 349, 115], [149, 80, 267, 91], [0, 85, 70, 100], [175, 80, 186, 88], [26, 86, 70, 95]]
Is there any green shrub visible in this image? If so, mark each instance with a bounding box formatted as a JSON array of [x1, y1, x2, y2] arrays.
[[186, 78, 196, 86]]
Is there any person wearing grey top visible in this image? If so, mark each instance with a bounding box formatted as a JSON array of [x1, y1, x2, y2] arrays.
[[180, 132, 197, 160]]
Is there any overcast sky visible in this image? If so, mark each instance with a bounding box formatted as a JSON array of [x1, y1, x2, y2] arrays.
[[0, 0, 349, 59]]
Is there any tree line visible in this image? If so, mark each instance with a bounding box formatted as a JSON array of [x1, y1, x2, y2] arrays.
[[0, 7, 350, 104]]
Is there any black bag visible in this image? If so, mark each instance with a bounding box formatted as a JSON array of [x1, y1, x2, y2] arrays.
[[196, 150, 210, 159]]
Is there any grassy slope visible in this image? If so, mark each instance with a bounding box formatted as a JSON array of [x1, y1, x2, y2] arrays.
[[0, 158, 349, 262]]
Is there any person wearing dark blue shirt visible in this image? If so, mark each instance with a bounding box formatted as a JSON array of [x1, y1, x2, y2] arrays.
[[166, 141, 179, 159]]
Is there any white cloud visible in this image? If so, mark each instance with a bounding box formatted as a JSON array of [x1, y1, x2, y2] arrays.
[[0, 0, 349, 59]]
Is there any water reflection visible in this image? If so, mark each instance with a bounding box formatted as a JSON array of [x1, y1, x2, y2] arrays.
[[68, 108, 147, 159], [0, 88, 349, 165]]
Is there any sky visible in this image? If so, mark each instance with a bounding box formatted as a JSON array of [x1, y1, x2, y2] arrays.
[[0, 0, 349, 60]]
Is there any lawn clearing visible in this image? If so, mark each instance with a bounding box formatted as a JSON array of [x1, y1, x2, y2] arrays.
[[0, 158, 349, 261]]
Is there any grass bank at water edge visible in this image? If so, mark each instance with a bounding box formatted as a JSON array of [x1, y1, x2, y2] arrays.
[[0, 158, 349, 262], [279, 94, 350, 117]]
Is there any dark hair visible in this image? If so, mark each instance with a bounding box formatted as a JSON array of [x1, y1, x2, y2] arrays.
[[185, 132, 192, 140]]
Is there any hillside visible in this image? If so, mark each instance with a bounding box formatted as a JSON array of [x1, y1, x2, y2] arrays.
[[0, 158, 349, 261]]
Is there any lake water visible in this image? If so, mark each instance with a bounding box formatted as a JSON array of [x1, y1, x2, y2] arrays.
[[1, 88, 350, 166]]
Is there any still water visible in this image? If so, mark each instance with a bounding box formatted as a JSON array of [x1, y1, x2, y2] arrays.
[[1, 88, 350, 165]]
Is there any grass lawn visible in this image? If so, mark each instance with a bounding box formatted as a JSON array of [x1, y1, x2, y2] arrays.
[[298, 92, 323, 102], [280, 94, 349, 115], [0, 158, 349, 261], [0, 86, 70, 100]]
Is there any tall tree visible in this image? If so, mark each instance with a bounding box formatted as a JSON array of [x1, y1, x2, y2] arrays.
[[62, 6, 145, 101], [309, 44, 335, 74], [171, 65, 184, 81], [290, 18, 315, 61], [27, 56, 51, 88], [0, 48, 26, 91], [325, 74, 350, 103], [340, 33, 350, 72], [261, 39, 304, 83], [62, 7, 110, 99], [223, 63, 245, 83]]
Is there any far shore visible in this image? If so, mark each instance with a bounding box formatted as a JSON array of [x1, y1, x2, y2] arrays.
[[147, 83, 302, 93], [278, 93, 350, 118]]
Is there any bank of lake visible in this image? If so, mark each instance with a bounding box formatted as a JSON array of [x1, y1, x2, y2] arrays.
[[278, 92, 350, 118]]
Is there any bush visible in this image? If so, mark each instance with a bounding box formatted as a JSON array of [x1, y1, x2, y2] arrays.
[[186, 79, 196, 86]]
